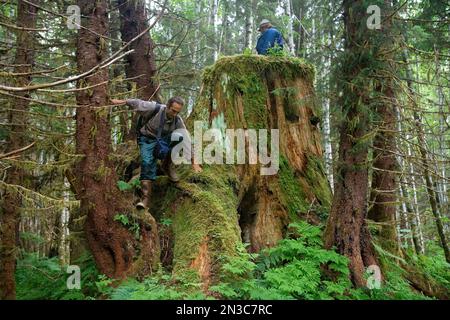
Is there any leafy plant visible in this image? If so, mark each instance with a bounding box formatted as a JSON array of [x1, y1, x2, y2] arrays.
[[114, 213, 140, 239], [160, 218, 173, 226], [211, 221, 352, 300], [266, 44, 287, 57], [117, 178, 140, 191], [16, 252, 104, 300], [243, 47, 253, 56], [108, 269, 208, 300]]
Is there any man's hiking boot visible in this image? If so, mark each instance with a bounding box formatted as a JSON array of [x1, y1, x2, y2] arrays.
[[162, 156, 180, 182], [136, 179, 152, 210]]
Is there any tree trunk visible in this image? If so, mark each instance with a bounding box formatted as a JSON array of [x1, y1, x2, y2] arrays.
[[244, 0, 255, 50], [294, 3, 305, 58], [72, 0, 159, 279], [117, 0, 160, 142], [208, 0, 219, 61], [368, 0, 399, 255], [323, 0, 380, 288], [283, 0, 296, 55], [0, 0, 39, 300], [399, 177, 423, 254], [58, 178, 71, 265], [149, 55, 331, 290], [434, 49, 449, 232]]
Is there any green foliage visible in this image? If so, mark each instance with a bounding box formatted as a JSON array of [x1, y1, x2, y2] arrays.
[[117, 178, 140, 191], [16, 252, 103, 300], [266, 44, 288, 57], [350, 253, 432, 300], [114, 213, 130, 225], [160, 218, 173, 226], [411, 245, 450, 291], [114, 213, 141, 239], [19, 231, 45, 246], [349, 243, 446, 300], [108, 270, 208, 300], [242, 47, 252, 56], [95, 274, 115, 296], [117, 180, 132, 191], [210, 221, 353, 300]]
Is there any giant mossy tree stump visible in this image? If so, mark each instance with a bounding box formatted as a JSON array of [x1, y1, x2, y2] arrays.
[[150, 55, 332, 290]]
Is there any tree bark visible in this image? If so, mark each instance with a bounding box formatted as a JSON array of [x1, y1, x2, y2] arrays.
[[368, 0, 400, 255], [209, 0, 219, 61], [244, 0, 255, 50], [117, 0, 160, 142], [283, 0, 296, 55], [323, 0, 380, 288], [0, 0, 39, 300], [72, 0, 159, 279]]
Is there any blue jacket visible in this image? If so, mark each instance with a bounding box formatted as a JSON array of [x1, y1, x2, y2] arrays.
[[256, 28, 284, 55]]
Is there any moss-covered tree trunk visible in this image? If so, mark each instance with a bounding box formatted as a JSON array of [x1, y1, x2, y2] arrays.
[[150, 55, 332, 290]]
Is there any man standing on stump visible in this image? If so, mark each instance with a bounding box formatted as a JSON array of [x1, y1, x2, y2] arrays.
[[111, 97, 201, 210], [256, 19, 284, 55]]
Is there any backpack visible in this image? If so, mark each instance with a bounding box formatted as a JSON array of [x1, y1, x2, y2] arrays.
[[152, 108, 181, 160], [135, 104, 180, 140], [153, 108, 171, 160], [135, 104, 161, 139]]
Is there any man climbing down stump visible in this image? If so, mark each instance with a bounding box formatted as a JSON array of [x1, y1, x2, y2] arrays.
[[111, 97, 202, 210], [256, 19, 284, 55]]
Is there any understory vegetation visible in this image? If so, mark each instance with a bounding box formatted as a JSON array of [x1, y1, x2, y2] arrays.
[[15, 221, 449, 300]]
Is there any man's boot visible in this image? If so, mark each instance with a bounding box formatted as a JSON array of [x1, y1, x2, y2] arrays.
[[136, 180, 152, 210], [162, 156, 180, 182]]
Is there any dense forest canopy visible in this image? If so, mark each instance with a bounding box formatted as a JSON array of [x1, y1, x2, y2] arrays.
[[0, 0, 449, 301]]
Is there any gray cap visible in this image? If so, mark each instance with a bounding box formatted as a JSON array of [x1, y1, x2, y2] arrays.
[[258, 19, 271, 31]]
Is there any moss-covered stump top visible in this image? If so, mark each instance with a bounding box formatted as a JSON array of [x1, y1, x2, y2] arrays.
[[190, 54, 323, 173], [203, 54, 315, 85]]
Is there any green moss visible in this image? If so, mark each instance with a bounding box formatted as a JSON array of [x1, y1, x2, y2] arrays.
[[238, 73, 267, 129], [277, 155, 332, 222], [93, 161, 112, 182], [201, 54, 315, 130], [168, 165, 241, 277], [203, 55, 315, 86], [304, 154, 332, 211], [278, 156, 310, 221]]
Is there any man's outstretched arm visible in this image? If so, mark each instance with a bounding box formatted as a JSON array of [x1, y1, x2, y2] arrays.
[[111, 98, 159, 112]]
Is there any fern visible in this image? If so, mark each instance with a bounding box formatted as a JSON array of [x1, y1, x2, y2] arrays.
[[16, 251, 103, 300], [211, 221, 352, 300], [108, 270, 208, 300]]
